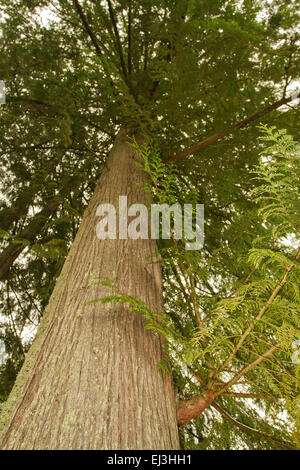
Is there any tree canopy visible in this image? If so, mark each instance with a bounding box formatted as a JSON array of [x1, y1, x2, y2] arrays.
[[0, 0, 299, 449]]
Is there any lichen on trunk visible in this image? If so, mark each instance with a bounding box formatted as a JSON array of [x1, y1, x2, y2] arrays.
[[0, 127, 180, 450]]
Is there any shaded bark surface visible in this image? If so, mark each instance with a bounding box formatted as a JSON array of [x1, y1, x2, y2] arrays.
[[0, 128, 179, 450]]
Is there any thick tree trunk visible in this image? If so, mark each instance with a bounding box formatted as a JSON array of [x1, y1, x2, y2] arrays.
[[0, 127, 180, 450]]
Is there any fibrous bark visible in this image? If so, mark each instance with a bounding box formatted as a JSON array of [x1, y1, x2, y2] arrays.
[[0, 127, 179, 450]]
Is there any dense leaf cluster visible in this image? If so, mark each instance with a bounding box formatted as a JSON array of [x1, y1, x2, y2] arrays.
[[0, 0, 299, 449]]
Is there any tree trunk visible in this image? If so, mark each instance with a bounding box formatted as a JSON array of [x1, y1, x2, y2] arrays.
[[0, 127, 180, 450]]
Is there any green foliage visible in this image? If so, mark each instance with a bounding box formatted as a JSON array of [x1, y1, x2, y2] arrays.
[[94, 128, 300, 449], [131, 138, 199, 206], [253, 124, 300, 239], [0, 0, 299, 450]]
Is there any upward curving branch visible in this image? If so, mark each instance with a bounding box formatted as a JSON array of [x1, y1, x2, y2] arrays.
[[127, 0, 132, 75], [0, 186, 34, 233], [106, 0, 128, 78], [72, 0, 103, 57], [167, 92, 300, 163], [71, 0, 115, 88], [216, 246, 300, 378], [215, 344, 280, 397], [212, 402, 294, 449]]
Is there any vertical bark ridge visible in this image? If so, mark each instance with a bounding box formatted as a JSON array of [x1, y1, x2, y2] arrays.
[[0, 127, 180, 450]]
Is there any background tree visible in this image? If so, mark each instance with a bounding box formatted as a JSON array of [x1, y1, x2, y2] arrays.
[[0, 0, 299, 449]]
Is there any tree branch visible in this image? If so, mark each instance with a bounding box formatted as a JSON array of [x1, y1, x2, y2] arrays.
[[127, 0, 132, 75], [72, 0, 102, 56], [215, 344, 280, 397], [212, 402, 294, 449], [0, 186, 34, 233], [71, 0, 115, 88], [0, 158, 59, 233], [216, 246, 300, 376], [168, 92, 300, 163], [0, 197, 60, 280], [222, 392, 278, 399], [106, 0, 128, 78], [177, 392, 212, 426]]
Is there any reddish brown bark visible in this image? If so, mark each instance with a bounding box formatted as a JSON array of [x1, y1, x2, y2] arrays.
[[177, 393, 213, 427], [0, 127, 179, 450], [168, 92, 300, 163]]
